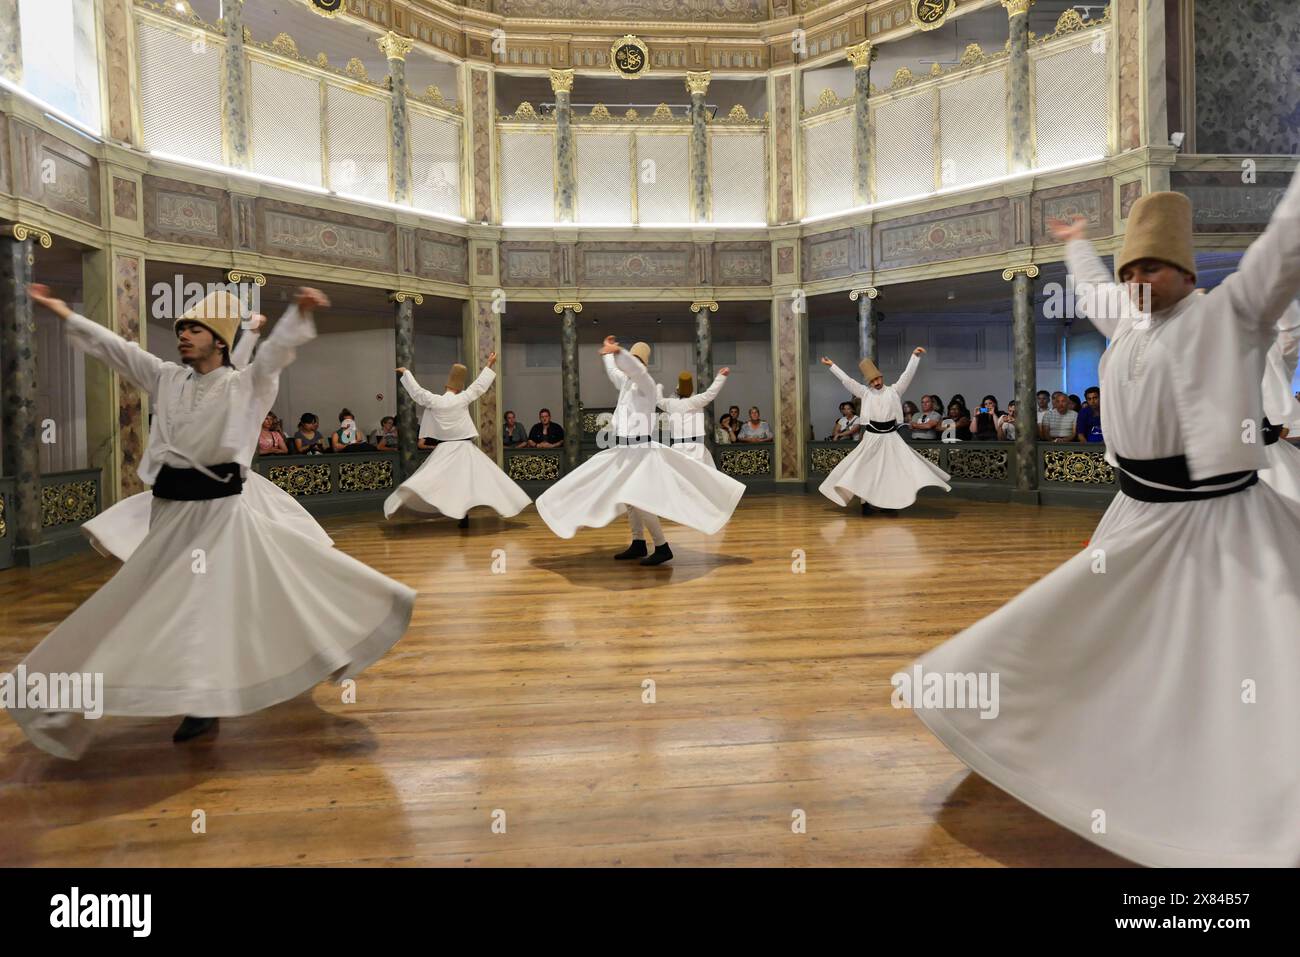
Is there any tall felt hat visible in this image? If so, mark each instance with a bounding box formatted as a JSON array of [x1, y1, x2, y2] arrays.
[[174, 289, 242, 349], [1116, 191, 1197, 280], [858, 357, 882, 381], [630, 341, 652, 364], [676, 371, 694, 397], [446, 362, 468, 391]]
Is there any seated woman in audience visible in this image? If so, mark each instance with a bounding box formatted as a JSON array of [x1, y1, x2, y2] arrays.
[[901, 401, 920, 426], [908, 395, 943, 440], [258, 412, 289, 455], [715, 413, 736, 444], [331, 408, 376, 452], [293, 413, 329, 454], [738, 407, 774, 443], [941, 400, 972, 441], [830, 402, 860, 442], [996, 400, 1019, 440], [374, 415, 398, 451], [971, 394, 1002, 440]]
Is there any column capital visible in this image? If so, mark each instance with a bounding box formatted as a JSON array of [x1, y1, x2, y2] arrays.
[[685, 71, 711, 96], [377, 31, 414, 61], [389, 290, 425, 304], [844, 41, 874, 70], [549, 69, 575, 94], [1001, 264, 1040, 281], [6, 223, 52, 247], [690, 300, 719, 313], [848, 286, 878, 301], [1000, 0, 1034, 17], [553, 300, 583, 313]]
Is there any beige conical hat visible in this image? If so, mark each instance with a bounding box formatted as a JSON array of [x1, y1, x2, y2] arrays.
[[174, 289, 242, 349], [858, 357, 882, 381], [446, 362, 468, 391], [1117, 191, 1196, 280], [676, 371, 694, 397], [630, 341, 651, 364]]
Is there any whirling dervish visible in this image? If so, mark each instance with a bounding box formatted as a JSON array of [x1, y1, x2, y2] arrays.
[[534, 336, 745, 565], [656, 366, 730, 468], [1258, 301, 1300, 511], [384, 353, 531, 528], [817, 348, 951, 515]]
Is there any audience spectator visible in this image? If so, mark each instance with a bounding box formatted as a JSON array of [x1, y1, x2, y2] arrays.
[[909, 395, 943, 440], [942, 400, 972, 441], [529, 408, 565, 448], [1075, 386, 1103, 443], [997, 401, 1019, 440], [331, 408, 375, 452], [971, 394, 1002, 440], [502, 410, 527, 447], [1036, 390, 1051, 425], [258, 412, 289, 455], [727, 405, 742, 431], [1040, 391, 1079, 442], [738, 407, 774, 442], [373, 416, 398, 451], [830, 401, 860, 442], [293, 413, 328, 454], [715, 413, 736, 444], [1067, 393, 1083, 413], [902, 401, 920, 422]]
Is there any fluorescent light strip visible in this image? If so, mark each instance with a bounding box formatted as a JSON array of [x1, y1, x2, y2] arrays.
[[501, 221, 767, 230], [0, 77, 102, 140]]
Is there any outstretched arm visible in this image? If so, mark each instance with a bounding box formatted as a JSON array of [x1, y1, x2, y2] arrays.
[[1053, 216, 1127, 339], [820, 357, 868, 400], [611, 346, 655, 394], [892, 348, 923, 395], [31, 284, 166, 395], [398, 369, 439, 409], [689, 369, 730, 410], [603, 352, 629, 390], [459, 365, 497, 405], [248, 289, 327, 396], [230, 314, 264, 369], [1212, 166, 1300, 338]]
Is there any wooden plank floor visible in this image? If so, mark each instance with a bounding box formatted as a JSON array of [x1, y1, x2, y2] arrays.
[[0, 493, 1129, 867]]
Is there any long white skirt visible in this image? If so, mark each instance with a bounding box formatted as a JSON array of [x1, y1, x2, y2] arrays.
[[535, 443, 744, 539], [670, 440, 714, 469], [1259, 438, 1300, 513], [914, 480, 1300, 867], [383, 439, 532, 520], [818, 430, 951, 509], [6, 492, 416, 760], [82, 470, 333, 561]]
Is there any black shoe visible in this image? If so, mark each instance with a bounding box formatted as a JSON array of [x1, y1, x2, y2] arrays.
[[458, 515, 469, 528], [172, 716, 219, 743], [614, 540, 649, 560], [860, 502, 875, 515], [639, 543, 673, 566]]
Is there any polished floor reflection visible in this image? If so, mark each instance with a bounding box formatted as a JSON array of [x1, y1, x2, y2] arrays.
[[0, 493, 1125, 866]]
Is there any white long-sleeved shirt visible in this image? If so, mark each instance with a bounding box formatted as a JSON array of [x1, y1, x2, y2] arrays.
[[1066, 166, 1300, 479], [400, 367, 494, 441], [655, 372, 728, 440], [1263, 304, 1300, 430], [64, 306, 315, 483], [607, 349, 658, 439], [827, 352, 920, 426]]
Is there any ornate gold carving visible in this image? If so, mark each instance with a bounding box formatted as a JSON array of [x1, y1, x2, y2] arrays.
[[9, 224, 52, 247], [959, 42, 988, 67], [720, 446, 772, 477], [810, 446, 851, 474], [845, 40, 873, 70], [624, 108, 639, 120], [685, 71, 711, 96], [391, 291, 425, 304], [1000, 0, 1034, 17], [947, 448, 1008, 480], [891, 67, 917, 90], [553, 301, 583, 313], [226, 270, 266, 285], [270, 463, 332, 496], [589, 103, 612, 119], [690, 301, 719, 313], [304, 0, 344, 18], [242, 26, 252, 44], [848, 287, 879, 301], [339, 459, 394, 492], [914, 446, 941, 467], [611, 35, 650, 79], [726, 104, 749, 121], [344, 57, 369, 81], [270, 32, 298, 57], [911, 0, 956, 31], [549, 68, 575, 94], [172, 0, 196, 17], [505, 101, 541, 121], [507, 451, 561, 482], [651, 102, 674, 120], [1001, 264, 1041, 280], [929, 63, 943, 76], [377, 30, 414, 61], [1043, 448, 1116, 485], [315, 52, 330, 68], [40, 481, 97, 527]]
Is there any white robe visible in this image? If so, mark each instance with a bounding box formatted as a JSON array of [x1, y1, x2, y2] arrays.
[[1259, 305, 1300, 509], [655, 372, 728, 468], [817, 353, 951, 509], [534, 349, 744, 539], [383, 367, 531, 520], [6, 307, 416, 759], [80, 328, 332, 561], [914, 166, 1300, 867]]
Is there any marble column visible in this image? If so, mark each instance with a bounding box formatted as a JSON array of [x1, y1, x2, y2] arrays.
[[558, 303, 581, 471], [102, 0, 137, 144], [692, 301, 716, 454], [222, 0, 251, 169], [464, 298, 502, 463], [852, 287, 878, 364], [845, 41, 873, 206], [1002, 0, 1035, 174], [686, 72, 712, 223], [551, 69, 576, 224], [393, 294, 417, 481], [1005, 265, 1040, 501], [772, 293, 808, 482], [379, 32, 415, 204], [467, 67, 495, 223], [0, 0, 22, 84], [769, 71, 797, 224], [0, 235, 40, 557]]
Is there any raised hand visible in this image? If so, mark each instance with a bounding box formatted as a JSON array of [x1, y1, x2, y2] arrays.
[[28, 283, 72, 320], [719, 367, 731, 376], [1047, 215, 1088, 243], [395, 366, 408, 376], [913, 347, 927, 356], [820, 356, 834, 366], [245, 313, 267, 332], [600, 335, 620, 355], [486, 351, 498, 367], [295, 287, 330, 313]]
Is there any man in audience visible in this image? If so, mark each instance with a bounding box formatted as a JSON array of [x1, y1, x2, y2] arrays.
[[1075, 386, 1103, 442], [374, 416, 398, 451], [1039, 391, 1078, 443], [728, 405, 742, 433], [1036, 389, 1052, 426], [503, 410, 527, 447], [830, 401, 860, 442], [997, 400, 1019, 440], [909, 394, 943, 440], [529, 408, 565, 448]]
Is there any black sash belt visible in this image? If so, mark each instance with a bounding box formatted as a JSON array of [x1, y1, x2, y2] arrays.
[[1116, 454, 1257, 503], [863, 419, 901, 434], [616, 434, 654, 447], [671, 435, 705, 445], [1263, 418, 1282, 447], [153, 463, 244, 501]]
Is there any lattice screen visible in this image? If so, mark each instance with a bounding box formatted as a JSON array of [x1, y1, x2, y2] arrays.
[[135, 19, 224, 165], [325, 84, 388, 202], [249, 59, 322, 187], [710, 132, 767, 224], [409, 109, 462, 218], [1034, 38, 1109, 168], [802, 111, 855, 217], [635, 133, 690, 224], [499, 130, 555, 223], [872, 92, 936, 203], [576, 132, 633, 224], [939, 68, 1007, 189]]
